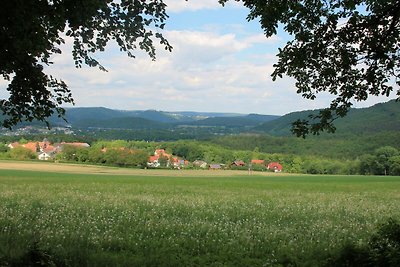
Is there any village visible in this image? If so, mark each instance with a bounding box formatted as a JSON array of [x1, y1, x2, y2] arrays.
[[5, 139, 283, 172]]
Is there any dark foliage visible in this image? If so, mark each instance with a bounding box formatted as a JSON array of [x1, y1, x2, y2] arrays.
[[0, 0, 171, 128], [327, 218, 400, 267], [221, 0, 400, 137], [0, 242, 63, 267]]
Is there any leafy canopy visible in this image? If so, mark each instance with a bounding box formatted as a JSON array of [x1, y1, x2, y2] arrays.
[[0, 0, 171, 128], [221, 0, 400, 137]]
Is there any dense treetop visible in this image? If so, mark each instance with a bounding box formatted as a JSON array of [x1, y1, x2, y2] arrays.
[[0, 0, 171, 128], [221, 0, 400, 136]]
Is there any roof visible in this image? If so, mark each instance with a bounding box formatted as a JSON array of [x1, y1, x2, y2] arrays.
[[267, 162, 283, 171], [154, 149, 172, 159], [148, 155, 159, 162], [209, 164, 222, 169], [232, 160, 246, 166], [22, 142, 39, 153], [251, 159, 265, 165]]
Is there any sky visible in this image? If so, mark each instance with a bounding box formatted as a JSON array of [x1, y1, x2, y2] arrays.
[[1, 0, 392, 115]]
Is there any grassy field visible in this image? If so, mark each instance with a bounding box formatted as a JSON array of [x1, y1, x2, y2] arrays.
[[0, 162, 400, 266]]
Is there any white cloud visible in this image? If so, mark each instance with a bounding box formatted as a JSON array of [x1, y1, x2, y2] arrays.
[[42, 28, 310, 114], [23, 20, 389, 115], [164, 30, 247, 66], [244, 34, 280, 45]]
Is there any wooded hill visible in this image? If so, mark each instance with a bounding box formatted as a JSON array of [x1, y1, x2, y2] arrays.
[[42, 99, 400, 136], [255, 100, 400, 136]]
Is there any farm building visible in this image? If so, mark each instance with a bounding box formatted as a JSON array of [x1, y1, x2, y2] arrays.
[[267, 162, 283, 172], [193, 160, 208, 169], [231, 160, 246, 167], [7, 139, 90, 160], [209, 164, 223, 170]]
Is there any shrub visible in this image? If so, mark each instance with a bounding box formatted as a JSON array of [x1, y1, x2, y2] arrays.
[[8, 147, 37, 160], [327, 218, 400, 267], [0, 242, 62, 267]]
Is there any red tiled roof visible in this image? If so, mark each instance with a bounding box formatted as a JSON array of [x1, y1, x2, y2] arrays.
[[251, 159, 265, 165], [22, 142, 39, 153], [233, 160, 246, 166], [154, 149, 172, 159], [267, 162, 283, 171], [148, 155, 159, 162]]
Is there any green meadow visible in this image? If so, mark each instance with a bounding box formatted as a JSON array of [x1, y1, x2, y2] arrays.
[[1, 168, 400, 266]]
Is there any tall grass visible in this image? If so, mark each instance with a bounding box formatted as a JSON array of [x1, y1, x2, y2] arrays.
[[1, 170, 399, 266]]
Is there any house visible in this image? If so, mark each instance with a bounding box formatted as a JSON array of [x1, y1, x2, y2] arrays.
[[8, 139, 89, 160], [38, 152, 52, 161], [147, 155, 160, 167], [169, 157, 189, 169], [251, 159, 265, 165], [8, 140, 51, 157], [8, 141, 39, 153], [147, 149, 180, 168], [231, 160, 246, 168], [193, 160, 207, 169], [21, 142, 40, 153], [267, 162, 283, 172], [155, 149, 171, 158], [209, 164, 222, 170]]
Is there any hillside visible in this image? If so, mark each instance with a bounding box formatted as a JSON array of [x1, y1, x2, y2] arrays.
[[2, 100, 398, 142], [184, 114, 279, 127], [73, 117, 169, 130], [43, 108, 279, 131], [254, 100, 400, 136]]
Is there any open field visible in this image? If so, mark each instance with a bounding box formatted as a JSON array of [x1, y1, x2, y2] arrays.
[[1, 161, 400, 266], [0, 160, 285, 177]]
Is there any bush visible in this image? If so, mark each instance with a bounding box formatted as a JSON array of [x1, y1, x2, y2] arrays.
[[327, 218, 400, 266], [8, 147, 37, 160], [0, 242, 63, 267]]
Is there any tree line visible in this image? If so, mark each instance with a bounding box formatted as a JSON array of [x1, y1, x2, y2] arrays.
[[1, 138, 400, 176]]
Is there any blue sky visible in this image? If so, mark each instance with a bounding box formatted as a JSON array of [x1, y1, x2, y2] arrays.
[[0, 0, 391, 115]]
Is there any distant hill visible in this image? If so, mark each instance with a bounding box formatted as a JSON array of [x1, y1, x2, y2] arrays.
[[246, 114, 280, 122], [132, 110, 192, 123], [185, 114, 279, 127], [33, 107, 279, 130], [2, 101, 398, 136], [45, 108, 196, 127], [254, 100, 400, 135], [46, 107, 131, 126]]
